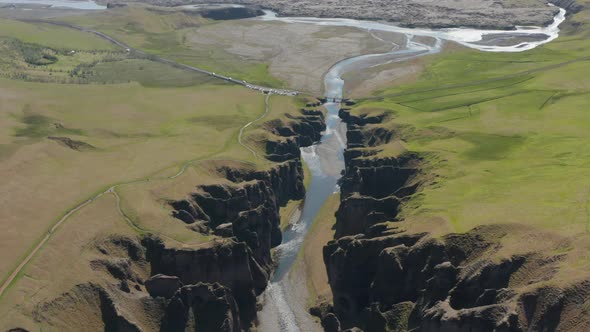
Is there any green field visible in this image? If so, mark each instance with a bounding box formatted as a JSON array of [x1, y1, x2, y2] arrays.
[[0, 19, 115, 50], [341, 3, 590, 286], [0, 10, 330, 327], [58, 6, 285, 87], [0, 13, 307, 324]]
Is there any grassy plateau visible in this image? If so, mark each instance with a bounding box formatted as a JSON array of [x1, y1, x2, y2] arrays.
[[344, 1, 590, 289]]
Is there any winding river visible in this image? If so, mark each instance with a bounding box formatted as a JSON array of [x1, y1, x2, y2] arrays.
[[257, 5, 567, 332]]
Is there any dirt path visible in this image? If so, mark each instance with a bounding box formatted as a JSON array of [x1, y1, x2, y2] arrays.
[[239, 93, 271, 159], [0, 190, 106, 297]]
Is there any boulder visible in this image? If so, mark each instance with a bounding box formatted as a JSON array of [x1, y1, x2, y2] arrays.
[[145, 274, 183, 299], [322, 313, 342, 332]]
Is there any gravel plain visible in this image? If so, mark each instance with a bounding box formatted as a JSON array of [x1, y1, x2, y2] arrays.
[[110, 0, 561, 29]]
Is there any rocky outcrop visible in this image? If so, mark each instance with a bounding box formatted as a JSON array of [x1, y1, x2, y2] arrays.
[[47, 136, 95, 151], [143, 236, 265, 326], [145, 274, 183, 299], [161, 283, 242, 332], [551, 0, 584, 14], [170, 159, 305, 271], [321, 225, 582, 331], [335, 109, 422, 238], [323, 232, 426, 319], [33, 283, 146, 332], [32, 235, 251, 331], [265, 108, 325, 162], [335, 195, 401, 238]]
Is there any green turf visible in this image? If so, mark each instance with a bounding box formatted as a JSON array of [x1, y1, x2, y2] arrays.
[[88, 59, 217, 87], [0, 19, 115, 51], [352, 7, 590, 234], [58, 7, 284, 87]]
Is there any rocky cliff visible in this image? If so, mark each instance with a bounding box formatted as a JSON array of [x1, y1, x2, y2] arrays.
[[169, 159, 306, 272], [551, 0, 584, 14], [265, 108, 326, 162], [335, 109, 422, 238], [28, 103, 326, 331], [33, 236, 250, 332], [315, 108, 590, 331], [144, 236, 263, 327], [322, 225, 590, 331], [155, 105, 325, 329]]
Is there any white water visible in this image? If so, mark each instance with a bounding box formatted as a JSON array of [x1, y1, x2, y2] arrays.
[[257, 4, 567, 332], [0, 0, 105, 10]]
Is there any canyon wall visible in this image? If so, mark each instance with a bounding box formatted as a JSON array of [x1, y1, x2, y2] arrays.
[[314, 108, 590, 332], [151, 106, 326, 329], [29, 106, 326, 331]]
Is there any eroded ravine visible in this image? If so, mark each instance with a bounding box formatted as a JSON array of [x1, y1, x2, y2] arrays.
[[257, 5, 568, 332], [257, 32, 441, 332]]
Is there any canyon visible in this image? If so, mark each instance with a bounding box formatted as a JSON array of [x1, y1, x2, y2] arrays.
[[2, 0, 590, 331]]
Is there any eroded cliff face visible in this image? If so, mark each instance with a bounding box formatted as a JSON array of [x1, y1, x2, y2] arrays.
[[161, 282, 242, 332], [33, 236, 249, 332], [316, 108, 590, 331], [265, 108, 326, 162], [335, 109, 422, 239], [322, 225, 590, 331], [154, 106, 325, 329], [169, 159, 306, 272], [143, 236, 265, 326], [29, 104, 326, 332]]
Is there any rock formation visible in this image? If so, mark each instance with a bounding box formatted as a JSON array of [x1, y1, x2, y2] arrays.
[[161, 283, 242, 332], [27, 102, 326, 332], [265, 108, 325, 162], [315, 106, 590, 331]]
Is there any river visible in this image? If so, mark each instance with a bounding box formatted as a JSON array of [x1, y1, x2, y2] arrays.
[[257, 4, 567, 332]]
